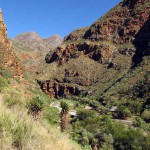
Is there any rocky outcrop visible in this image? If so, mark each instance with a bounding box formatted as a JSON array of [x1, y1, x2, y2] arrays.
[[84, 1, 150, 44], [12, 33, 62, 79], [46, 42, 116, 65], [46, 0, 150, 67], [13, 32, 43, 42], [37, 80, 81, 98], [132, 16, 150, 67], [0, 10, 24, 79], [64, 27, 89, 41]]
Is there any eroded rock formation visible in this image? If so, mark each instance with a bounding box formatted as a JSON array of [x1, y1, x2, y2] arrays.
[[37, 80, 81, 98], [46, 42, 116, 65]]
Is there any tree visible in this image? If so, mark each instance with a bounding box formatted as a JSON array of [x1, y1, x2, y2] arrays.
[[141, 109, 150, 122], [91, 138, 99, 150], [60, 101, 70, 132]]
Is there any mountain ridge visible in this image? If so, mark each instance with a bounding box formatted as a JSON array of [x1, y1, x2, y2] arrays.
[[38, 0, 150, 100], [13, 32, 62, 52]]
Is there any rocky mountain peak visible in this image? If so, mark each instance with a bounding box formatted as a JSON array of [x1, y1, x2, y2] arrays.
[[13, 32, 62, 52], [14, 32, 43, 43]]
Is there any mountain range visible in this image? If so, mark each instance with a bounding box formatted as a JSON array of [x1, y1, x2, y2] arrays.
[[0, 0, 149, 149]]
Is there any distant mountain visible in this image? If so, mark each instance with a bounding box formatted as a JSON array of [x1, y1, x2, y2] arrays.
[[12, 33, 62, 79], [13, 32, 43, 42], [13, 32, 62, 52], [44, 34, 63, 48]]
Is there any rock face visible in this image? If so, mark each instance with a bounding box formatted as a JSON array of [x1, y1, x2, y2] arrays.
[[38, 0, 150, 98], [85, 0, 149, 44], [0, 10, 24, 79], [64, 27, 89, 41], [13, 32, 62, 52], [45, 42, 116, 65], [37, 80, 81, 98], [46, 0, 150, 66]]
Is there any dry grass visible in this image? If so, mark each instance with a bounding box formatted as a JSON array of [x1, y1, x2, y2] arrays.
[[0, 86, 81, 150]]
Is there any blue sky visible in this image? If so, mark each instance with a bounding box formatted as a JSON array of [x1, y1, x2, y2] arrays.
[[0, 0, 121, 38]]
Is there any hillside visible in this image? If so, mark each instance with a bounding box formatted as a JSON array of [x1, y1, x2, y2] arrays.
[[36, 1, 150, 148], [38, 0, 150, 101], [0, 9, 80, 150], [0, 0, 150, 149]]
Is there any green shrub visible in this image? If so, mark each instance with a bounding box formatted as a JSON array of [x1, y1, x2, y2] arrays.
[[77, 109, 96, 121], [116, 106, 131, 119], [44, 107, 60, 125], [142, 109, 150, 122], [133, 117, 144, 127], [27, 97, 44, 118], [127, 100, 143, 114], [100, 134, 114, 150]]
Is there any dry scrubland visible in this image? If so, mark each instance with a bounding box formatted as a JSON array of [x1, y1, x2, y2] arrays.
[[0, 78, 81, 150]]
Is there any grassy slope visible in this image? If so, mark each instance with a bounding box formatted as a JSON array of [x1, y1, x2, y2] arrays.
[[0, 76, 81, 150]]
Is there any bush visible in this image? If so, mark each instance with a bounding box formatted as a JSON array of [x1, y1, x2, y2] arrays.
[[133, 117, 144, 127], [127, 100, 143, 114], [77, 109, 96, 121], [44, 107, 60, 125], [27, 96, 44, 118], [100, 134, 114, 150], [142, 109, 150, 122], [116, 106, 131, 119]]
